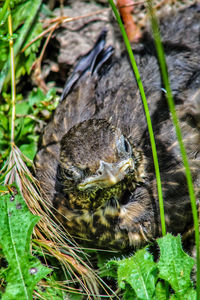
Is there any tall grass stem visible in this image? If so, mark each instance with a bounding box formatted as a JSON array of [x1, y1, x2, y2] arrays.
[[8, 6, 16, 145], [108, 0, 166, 236]]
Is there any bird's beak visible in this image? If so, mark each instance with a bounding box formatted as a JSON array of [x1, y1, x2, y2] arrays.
[[78, 158, 134, 191]]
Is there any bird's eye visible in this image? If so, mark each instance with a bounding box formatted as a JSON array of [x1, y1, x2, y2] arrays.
[[116, 135, 132, 157], [63, 169, 74, 180], [124, 139, 130, 153]]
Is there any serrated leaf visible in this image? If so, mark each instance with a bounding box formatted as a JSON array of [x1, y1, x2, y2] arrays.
[[108, 248, 157, 300], [157, 234, 194, 297], [170, 288, 196, 300], [0, 185, 51, 299], [97, 251, 123, 278]]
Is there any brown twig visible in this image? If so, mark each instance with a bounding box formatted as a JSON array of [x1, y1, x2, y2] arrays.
[[21, 8, 110, 53], [31, 22, 59, 93]]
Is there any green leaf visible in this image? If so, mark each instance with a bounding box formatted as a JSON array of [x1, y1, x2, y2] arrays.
[[157, 234, 194, 297], [15, 101, 30, 115], [97, 251, 123, 278], [170, 288, 196, 300], [108, 248, 157, 300], [0, 185, 51, 299], [123, 284, 137, 300], [28, 88, 45, 107], [0, 112, 9, 131], [19, 142, 37, 160], [154, 281, 168, 300]]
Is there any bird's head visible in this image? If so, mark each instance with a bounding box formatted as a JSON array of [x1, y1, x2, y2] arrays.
[[58, 119, 145, 208]]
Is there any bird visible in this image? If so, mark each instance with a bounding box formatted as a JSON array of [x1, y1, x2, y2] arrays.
[[35, 4, 200, 250]]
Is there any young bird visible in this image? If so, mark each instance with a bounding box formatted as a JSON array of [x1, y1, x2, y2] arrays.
[[35, 4, 200, 250]]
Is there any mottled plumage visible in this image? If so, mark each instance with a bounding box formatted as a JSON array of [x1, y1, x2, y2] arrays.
[[35, 5, 200, 250]]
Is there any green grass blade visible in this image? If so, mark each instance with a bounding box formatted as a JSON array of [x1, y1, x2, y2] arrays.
[[0, 0, 10, 25], [108, 0, 166, 236], [147, 1, 200, 297], [0, 0, 42, 92]]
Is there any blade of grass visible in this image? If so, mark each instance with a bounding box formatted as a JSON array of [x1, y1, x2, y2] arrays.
[[0, 0, 42, 92], [108, 0, 166, 236], [0, 0, 10, 25], [147, 1, 200, 297]]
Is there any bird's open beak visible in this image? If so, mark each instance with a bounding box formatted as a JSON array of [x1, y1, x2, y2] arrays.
[[78, 158, 134, 191]]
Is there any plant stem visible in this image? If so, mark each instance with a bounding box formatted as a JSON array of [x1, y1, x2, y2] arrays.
[[8, 6, 16, 145], [147, 1, 200, 297], [108, 0, 166, 236]]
